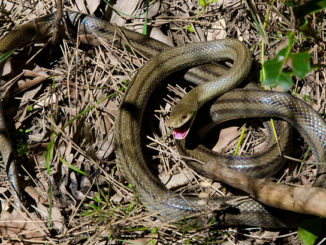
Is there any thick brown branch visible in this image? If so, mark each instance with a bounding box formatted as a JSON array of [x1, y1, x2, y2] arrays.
[[205, 159, 326, 218]]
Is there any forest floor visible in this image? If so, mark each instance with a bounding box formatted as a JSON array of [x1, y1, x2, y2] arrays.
[[0, 0, 326, 244]]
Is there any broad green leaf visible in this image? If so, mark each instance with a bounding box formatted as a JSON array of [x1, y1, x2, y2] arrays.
[[299, 230, 317, 245], [262, 59, 293, 91], [261, 31, 310, 91], [199, 0, 207, 7], [291, 52, 311, 79], [277, 72, 293, 91], [275, 48, 288, 62], [298, 218, 325, 245], [262, 58, 293, 90], [262, 59, 281, 88]]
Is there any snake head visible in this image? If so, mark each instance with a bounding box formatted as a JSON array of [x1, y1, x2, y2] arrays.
[[168, 99, 197, 140]]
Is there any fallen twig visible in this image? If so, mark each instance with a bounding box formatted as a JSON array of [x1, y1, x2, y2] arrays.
[[205, 159, 326, 218]]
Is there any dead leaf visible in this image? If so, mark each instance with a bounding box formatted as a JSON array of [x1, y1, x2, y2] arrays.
[[96, 130, 115, 160], [75, 0, 100, 14], [160, 169, 194, 189], [149, 27, 174, 46], [0, 210, 46, 244], [1, 59, 12, 76], [110, 0, 143, 26], [212, 126, 239, 152]]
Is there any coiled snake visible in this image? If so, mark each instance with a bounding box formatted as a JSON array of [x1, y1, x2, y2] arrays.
[[0, 11, 325, 228]]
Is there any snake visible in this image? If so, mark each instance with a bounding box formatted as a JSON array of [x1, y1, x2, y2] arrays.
[[0, 11, 325, 228]]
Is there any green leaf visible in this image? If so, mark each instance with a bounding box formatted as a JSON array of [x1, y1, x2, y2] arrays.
[[0, 49, 15, 63], [262, 57, 290, 86], [291, 52, 311, 79], [198, 0, 207, 7], [298, 218, 325, 245], [262, 58, 293, 90], [261, 31, 311, 91], [262, 59, 282, 88], [142, 0, 150, 35], [277, 72, 293, 91], [57, 154, 89, 176], [299, 18, 311, 34], [275, 48, 288, 62], [186, 23, 194, 33]]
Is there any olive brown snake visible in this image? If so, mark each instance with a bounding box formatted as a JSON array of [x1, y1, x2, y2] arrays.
[[0, 11, 325, 228]]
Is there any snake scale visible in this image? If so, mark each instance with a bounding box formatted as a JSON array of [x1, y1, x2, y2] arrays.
[[0, 11, 325, 228]]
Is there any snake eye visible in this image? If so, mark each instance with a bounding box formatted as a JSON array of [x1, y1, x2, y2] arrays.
[[181, 113, 187, 119]]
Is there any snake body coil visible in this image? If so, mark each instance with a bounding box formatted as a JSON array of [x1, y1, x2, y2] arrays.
[[0, 11, 325, 228]]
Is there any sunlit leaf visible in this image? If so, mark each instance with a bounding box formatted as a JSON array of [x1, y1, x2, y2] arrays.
[[298, 218, 324, 245], [186, 23, 194, 33], [262, 59, 293, 90], [199, 0, 207, 7], [291, 52, 311, 78]]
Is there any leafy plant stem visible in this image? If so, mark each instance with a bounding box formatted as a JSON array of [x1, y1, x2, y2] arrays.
[[234, 126, 246, 156]]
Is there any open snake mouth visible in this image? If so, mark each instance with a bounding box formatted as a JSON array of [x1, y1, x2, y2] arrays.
[[173, 120, 192, 139]]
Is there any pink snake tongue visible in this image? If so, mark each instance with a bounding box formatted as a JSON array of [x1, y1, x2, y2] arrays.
[[173, 127, 190, 140]]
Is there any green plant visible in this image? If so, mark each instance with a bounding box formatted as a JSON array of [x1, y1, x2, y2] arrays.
[[247, 2, 326, 243], [0, 50, 15, 63], [298, 218, 325, 245], [261, 32, 311, 90], [260, 2, 326, 244]]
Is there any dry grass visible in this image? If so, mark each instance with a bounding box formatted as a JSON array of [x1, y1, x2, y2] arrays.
[[0, 0, 326, 244]]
